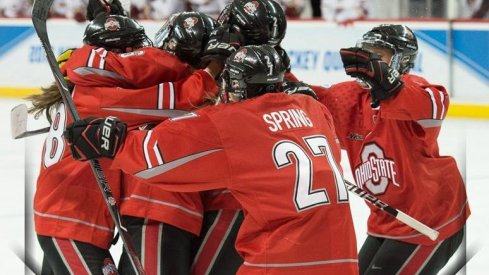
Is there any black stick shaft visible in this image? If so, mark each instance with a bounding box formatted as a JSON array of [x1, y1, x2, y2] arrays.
[[31, 1, 145, 273]]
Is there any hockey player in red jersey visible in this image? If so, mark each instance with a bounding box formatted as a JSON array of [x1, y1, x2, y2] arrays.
[[314, 24, 470, 274], [65, 14, 193, 88], [65, 45, 359, 275], [190, 3, 293, 273], [28, 10, 237, 274]]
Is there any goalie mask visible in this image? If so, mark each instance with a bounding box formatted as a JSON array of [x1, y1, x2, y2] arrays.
[[220, 45, 285, 102], [357, 24, 418, 74], [83, 14, 152, 53], [155, 12, 218, 67], [218, 0, 286, 46]]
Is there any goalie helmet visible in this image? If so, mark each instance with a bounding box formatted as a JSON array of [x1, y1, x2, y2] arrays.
[[357, 24, 418, 74], [83, 14, 152, 53], [218, 0, 287, 46], [155, 12, 217, 67], [221, 45, 285, 102]]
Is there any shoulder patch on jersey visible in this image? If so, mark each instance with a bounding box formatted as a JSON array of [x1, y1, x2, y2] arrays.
[[169, 112, 199, 121], [119, 50, 145, 58]]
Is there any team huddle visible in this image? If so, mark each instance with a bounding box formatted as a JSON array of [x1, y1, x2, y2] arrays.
[[27, 0, 470, 274]]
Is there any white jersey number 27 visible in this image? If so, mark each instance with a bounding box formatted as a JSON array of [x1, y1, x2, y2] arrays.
[[273, 136, 348, 211]]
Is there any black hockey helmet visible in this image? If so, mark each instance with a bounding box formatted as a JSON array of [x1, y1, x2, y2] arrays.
[[155, 12, 218, 67], [218, 0, 287, 46], [83, 14, 152, 53], [220, 45, 285, 102], [357, 24, 418, 74]]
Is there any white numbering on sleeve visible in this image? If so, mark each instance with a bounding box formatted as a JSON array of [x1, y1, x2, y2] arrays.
[[273, 136, 348, 211], [43, 103, 67, 167]]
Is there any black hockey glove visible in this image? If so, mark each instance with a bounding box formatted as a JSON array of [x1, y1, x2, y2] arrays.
[[87, 0, 127, 21], [282, 81, 318, 100], [64, 116, 127, 161], [202, 25, 243, 62], [275, 46, 291, 73], [340, 47, 404, 102]]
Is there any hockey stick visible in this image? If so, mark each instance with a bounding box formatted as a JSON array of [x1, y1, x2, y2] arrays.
[[11, 104, 50, 139], [344, 180, 439, 241], [31, 1, 145, 274]]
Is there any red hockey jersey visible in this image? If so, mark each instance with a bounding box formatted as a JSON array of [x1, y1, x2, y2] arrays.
[[34, 49, 213, 247], [111, 93, 358, 274], [72, 72, 218, 235], [65, 45, 192, 88], [315, 75, 470, 245]]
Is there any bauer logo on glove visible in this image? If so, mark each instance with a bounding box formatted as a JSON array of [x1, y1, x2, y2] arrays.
[[64, 116, 127, 161]]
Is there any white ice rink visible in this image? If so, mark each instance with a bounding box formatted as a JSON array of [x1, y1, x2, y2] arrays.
[[1, 98, 488, 274]]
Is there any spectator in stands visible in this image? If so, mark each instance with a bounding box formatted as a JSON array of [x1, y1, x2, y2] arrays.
[[188, 0, 231, 17], [0, 0, 31, 18], [147, 0, 186, 20], [321, 0, 368, 23], [51, 0, 86, 20], [279, 0, 306, 18], [462, 0, 489, 18], [311, 0, 322, 17]]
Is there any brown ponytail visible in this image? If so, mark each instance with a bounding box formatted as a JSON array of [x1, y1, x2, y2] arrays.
[[25, 81, 74, 124]]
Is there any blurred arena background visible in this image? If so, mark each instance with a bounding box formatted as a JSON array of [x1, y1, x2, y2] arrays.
[[0, 0, 488, 274]]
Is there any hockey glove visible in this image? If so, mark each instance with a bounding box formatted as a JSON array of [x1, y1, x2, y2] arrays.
[[64, 116, 127, 161], [202, 25, 243, 62], [275, 46, 291, 73], [340, 47, 404, 102], [282, 81, 318, 100]]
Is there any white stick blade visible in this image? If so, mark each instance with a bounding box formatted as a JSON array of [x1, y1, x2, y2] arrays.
[[396, 210, 440, 241], [11, 104, 28, 139]]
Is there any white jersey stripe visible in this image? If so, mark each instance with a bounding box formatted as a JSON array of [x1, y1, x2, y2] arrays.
[[169, 82, 175, 109], [153, 142, 163, 165], [157, 223, 163, 275], [128, 194, 203, 217], [439, 91, 445, 119], [35, 211, 113, 231], [98, 49, 108, 69], [141, 220, 147, 267], [87, 49, 95, 68], [243, 258, 358, 268], [425, 88, 437, 119], [416, 119, 443, 128], [143, 130, 153, 169], [158, 83, 163, 109], [136, 149, 223, 179]]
